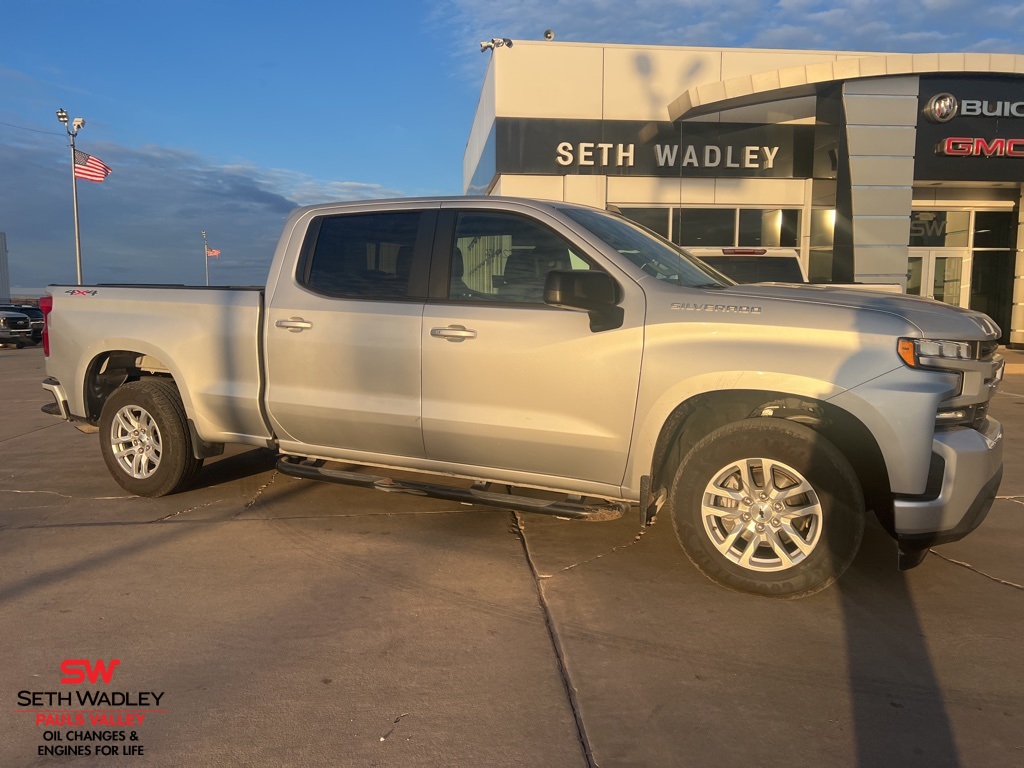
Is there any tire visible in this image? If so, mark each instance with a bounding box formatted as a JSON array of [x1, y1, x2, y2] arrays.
[[15, 341, 24, 349], [668, 418, 864, 599], [99, 378, 203, 497]]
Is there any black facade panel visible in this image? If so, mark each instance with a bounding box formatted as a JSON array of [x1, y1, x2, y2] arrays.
[[495, 118, 816, 179], [916, 75, 1024, 181]]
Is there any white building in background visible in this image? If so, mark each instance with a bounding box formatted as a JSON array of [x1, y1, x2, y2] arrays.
[[465, 41, 1024, 346], [0, 233, 10, 303]]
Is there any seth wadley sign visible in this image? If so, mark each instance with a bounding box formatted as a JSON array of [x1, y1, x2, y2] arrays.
[[554, 142, 782, 170], [485, 119, 814, 179]]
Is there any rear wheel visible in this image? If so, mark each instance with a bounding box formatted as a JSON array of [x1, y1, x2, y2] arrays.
[[668, 418, 864, 598], [99, 379, 203, 497]]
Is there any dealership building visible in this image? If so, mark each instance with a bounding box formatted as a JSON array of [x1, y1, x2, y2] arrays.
[[464, 42, 1024, 345]]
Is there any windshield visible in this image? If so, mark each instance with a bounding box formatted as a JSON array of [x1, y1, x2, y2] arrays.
[[559, 206, 732, 288]]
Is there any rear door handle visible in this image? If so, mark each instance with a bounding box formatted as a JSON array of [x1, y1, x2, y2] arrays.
[[430, 325, 477, 342], [276, 318, 313, 332]]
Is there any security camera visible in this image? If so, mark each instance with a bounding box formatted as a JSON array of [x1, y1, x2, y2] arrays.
[[72, 117, 85, 130], [544, 29, 555, 40], [480, 38, 513, 52]]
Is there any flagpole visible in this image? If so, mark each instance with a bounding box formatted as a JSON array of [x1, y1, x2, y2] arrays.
[[202, 230, 209, 287], [56, 109, 84, 285]]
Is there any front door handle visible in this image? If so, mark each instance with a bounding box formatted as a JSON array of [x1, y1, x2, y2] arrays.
[[430, 325, 477, 342], [276, 318, 313, 332]]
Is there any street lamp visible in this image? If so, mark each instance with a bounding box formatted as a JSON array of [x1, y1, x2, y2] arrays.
[[56, 107, 86, 284]]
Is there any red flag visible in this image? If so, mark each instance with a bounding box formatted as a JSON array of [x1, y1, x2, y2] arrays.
[[74, 150, 112, 182], [205, 246, 221, 259]]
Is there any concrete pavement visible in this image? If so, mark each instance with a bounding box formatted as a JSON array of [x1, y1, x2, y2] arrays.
[[1, 345, 1022, 767]]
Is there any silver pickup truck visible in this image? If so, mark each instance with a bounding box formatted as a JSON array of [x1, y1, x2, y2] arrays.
[[41, 197, 1004, 597]]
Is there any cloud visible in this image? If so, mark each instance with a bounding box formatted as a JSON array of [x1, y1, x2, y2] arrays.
[[0, 136, 403, 295], [435, 0, 1024, 56]]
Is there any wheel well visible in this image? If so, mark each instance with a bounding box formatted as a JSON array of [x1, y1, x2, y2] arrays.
[[83, 350, 173, 423], [650, 390, 893, 532]]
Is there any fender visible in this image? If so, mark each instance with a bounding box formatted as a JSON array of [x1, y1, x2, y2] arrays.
[[623, 369, 847, 497]]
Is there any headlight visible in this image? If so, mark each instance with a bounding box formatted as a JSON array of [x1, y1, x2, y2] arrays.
[[897, 337, 975, 368]]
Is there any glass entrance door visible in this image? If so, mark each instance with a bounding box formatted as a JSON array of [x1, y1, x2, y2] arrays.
[[907, 249, 967, 306]]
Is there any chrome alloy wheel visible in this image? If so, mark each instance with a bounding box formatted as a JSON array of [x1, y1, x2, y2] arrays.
[[109, 404, 163, 480], [701, 457, 823, 572]]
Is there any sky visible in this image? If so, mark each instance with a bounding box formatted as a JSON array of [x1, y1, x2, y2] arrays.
[[2, 0, 1022, 294]]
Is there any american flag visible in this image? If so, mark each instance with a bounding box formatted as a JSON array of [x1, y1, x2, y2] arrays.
[[205, 246, 221, 259], [74, 150, 112, 182]]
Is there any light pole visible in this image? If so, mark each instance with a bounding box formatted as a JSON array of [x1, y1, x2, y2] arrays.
[[201, 230, 209, 287], [56, 108, 86, 285]]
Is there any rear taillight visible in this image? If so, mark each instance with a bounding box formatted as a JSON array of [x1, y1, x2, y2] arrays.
[[39, 295, 52, 357]]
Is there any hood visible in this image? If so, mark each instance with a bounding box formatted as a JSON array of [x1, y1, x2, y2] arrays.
[[714, 283, 1000, 340]]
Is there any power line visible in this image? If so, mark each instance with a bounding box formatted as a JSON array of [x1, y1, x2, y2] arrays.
[[0, 120, 64, 137]]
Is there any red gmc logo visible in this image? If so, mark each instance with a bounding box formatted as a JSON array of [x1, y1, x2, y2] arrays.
[[937, 137, 1024, 157]]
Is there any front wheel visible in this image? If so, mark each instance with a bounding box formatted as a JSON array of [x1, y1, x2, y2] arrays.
[[99, 379, 203, 497], [668, 418, 864, 598]]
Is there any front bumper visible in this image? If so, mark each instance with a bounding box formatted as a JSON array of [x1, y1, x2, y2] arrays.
[[0, 329, 32, 344], [894, 416, 1003, 547]]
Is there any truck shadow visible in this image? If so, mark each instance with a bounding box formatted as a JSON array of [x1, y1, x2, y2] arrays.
[[839, 523, 961, 766], [823, 293, 962, 767], [191, 447, 278, 491]]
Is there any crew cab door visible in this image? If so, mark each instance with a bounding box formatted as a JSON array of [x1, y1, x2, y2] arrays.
[[264, 206, 435, 459], [421, 207, 644, 486]]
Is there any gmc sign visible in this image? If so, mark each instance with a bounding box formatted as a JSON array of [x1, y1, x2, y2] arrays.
[[937, 137, 1024, 157]]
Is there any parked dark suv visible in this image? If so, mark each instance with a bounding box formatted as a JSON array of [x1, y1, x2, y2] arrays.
[[0, 305, 43, 345]]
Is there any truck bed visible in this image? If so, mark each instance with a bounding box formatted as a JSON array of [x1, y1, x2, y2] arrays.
[[45, 285, 272, 445]]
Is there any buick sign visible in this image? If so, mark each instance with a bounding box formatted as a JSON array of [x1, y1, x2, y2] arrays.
[[925, 93, 959, 123]]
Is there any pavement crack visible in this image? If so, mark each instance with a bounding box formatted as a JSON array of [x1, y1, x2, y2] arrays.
[[512, 512, 596, 768], [0, 490, 133, 501], [0, 421, 65, 443], [929, 549, 1024, 591], [0, 489, 73, 499], [556, 525, 652, 575], [244, 472, 278, 509], [150, 499, 223, 523]]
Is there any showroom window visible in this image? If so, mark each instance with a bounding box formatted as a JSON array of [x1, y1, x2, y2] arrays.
[[620, 207, 801, 249], [618, 207, 670, 239]]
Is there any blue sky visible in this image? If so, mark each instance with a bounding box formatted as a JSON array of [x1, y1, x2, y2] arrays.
[[2, 0, 1022, 293]]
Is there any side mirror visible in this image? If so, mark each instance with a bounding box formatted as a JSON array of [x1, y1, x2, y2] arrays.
[[544, 270, 624, 332]]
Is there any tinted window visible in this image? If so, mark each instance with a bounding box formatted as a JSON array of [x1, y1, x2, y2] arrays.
[[909, 211, 970, 247], [302, 212, 423, 299], [973, 211, 1016, 249], [701, 256, 805, 284], [449, 212, 592, 304], [620, 208, 670, 238], [738, 209, 800, 248], [674, 208, 735, 247], [0, 305, 42, 318]]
